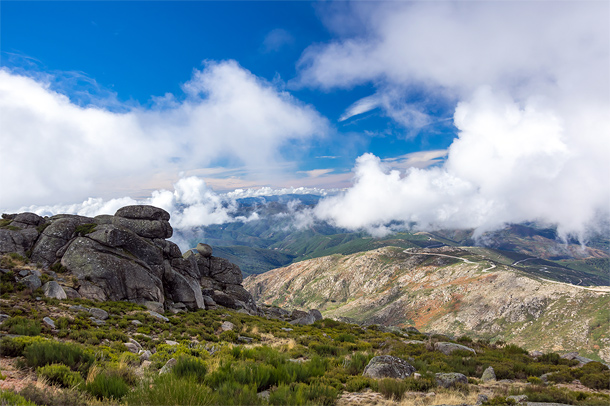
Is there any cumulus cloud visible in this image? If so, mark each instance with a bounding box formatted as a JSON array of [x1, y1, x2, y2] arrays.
[[0, 60, 327, 211], [306, 1, 610, 239]]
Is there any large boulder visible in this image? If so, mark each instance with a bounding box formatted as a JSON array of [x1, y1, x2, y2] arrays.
[[362, 356, 416, 379], [31, 215, 94, 265], [110, 217, 172, 239], [115, 205, 170, 221], [42, 281, 67, 300], [61, 237, 164, 303], [163, 267, 205, 310], [481, 366, 496, 382]]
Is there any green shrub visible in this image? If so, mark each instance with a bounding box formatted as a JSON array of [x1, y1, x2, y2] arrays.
[[0, 390, 37, 406], [483, 396, 516, 405], [580, 371, 610, 390], [345, 376, 371, 392], [214, 381, 262, 405], [0, 336, 47, 357], [24, 341, 94, 373], [219, 330, 237, 342], [37, 364, 84, 388], [310, 343, 345, 357], [124, 373, 216, 406], [268, 382, 339, 406], [172, 356, 208, 382], [84, 369, 129, 400], [370, 377, 436, 400], [345, 352, 373, 375], [0, 316, 41, 336], [74, 223, 97, 236]]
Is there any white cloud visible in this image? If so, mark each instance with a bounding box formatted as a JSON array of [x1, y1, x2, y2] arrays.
[[306, 2, 610, 239], [0, 60, 327, 211]]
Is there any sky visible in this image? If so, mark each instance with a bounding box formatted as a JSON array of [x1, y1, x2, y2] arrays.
[[1, 1, 609, 241]]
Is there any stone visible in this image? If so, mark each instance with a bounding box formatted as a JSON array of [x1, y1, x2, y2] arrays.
[[31, 215, 94, 265], [204, 257, 243, 285], [115, 205, 171, 221], [238, 336, 253, 344], [476, 394, 489, 405], [63, 287, 81, 299], [290, 309, 308, 320], [435, 342, 476, 356], [139, 350, 152, 361], [129, 338, 142, 351], [42, 281, 67, 300], [21, 275, 42, 291], [124, 343, 140, 353], [62, 238, 164, 304], [290, 313, 317, 326], [281, 328, 293, 332], [164, 269, 205, 310], [220, 321, 235, 331], [257, 390, 270, 400], [144, 301, 165, 314], [481, 366, 496, 382], [0, 314, 9, 323], [159, 358, 177, 374], [141, 360, 152, 369], [309, 309, 323, 322], [111, 216, 173, 239], [131, 320, 143, 326], [507, 395, 528, 403], [362, 356, 416, 379], [561, 352, 578, 360], [148, 311, 169, 322], [529, 351, 544, 358], [42, 317, 55, 328], [89, 307, 109, 320], [435, 372, 468, 388], [165, 340, 178, 346], [11, 213, 45, 228], [89, 317, 106, 326], [196, 243, 213, 257], [403, 340, 425, 345]]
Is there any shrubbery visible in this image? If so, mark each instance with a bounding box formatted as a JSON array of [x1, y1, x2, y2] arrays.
[[37, 364, 84, 388], [24, 340, 94, 374]]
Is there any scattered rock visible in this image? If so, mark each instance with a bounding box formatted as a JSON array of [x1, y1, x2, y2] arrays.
[[362, 355, 416, 379], [530, 351, 544, 358], [507, 395, 528, 403], [148, 311, 169, 322], [42, 317, 55, 328], [435, 372, 468, 388], [220, 321, 235, 331], [196, 243, 213, 258], [131, 320, 143, 326], [63, 287, 81, 299], [124, 343, 140, 353], [0, 314, 9, 323], [159, 358, 177, 374], [476, 394, 489, 405], [403, 340, 425, 345], [89, 317, 105, 326], [435, 342, 476, 355], [42, 281, 67, 300], [139, 350, 152, 361], [238, 336, 253, 344], [257, 390, 270, 400], [129, 338, 142, 351], [481, 366, 496, 382], [165, 340, 178, 346], [88, 307, 109, 320], [21, 275, 42, 291], [281, 328, 293, 332]]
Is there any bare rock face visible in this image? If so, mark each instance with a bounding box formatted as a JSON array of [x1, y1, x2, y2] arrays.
[[0, 213, 46, 257], [435, 342, 476, 355], [362, 356, 416, 379]]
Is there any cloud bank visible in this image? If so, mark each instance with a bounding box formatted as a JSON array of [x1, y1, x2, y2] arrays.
[[306, 1, 610, 240], [0, 60, 327, 211]]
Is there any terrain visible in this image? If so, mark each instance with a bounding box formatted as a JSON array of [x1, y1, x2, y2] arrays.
[[245, 246, 610, 362], [189, 195, 609, 285]]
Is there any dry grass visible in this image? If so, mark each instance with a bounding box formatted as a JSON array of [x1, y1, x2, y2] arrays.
[[399, 389, 479, 406]]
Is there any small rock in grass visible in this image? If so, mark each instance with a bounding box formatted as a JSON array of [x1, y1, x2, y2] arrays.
[[42, 317, 55, 328]]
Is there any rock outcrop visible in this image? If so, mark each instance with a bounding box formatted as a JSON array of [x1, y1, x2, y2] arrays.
[[0, 206, 256, 313]]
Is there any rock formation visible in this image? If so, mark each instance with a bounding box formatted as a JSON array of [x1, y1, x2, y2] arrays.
[[0, 206, 256, 313]]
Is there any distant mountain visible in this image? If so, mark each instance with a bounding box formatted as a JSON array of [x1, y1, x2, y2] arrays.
[[244, 246, 610, 362], [180, 194, 609, 284]]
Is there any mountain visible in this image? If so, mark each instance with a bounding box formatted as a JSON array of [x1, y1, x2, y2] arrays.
[[180, 195, 610, 285], [244, 246, 610, 362]]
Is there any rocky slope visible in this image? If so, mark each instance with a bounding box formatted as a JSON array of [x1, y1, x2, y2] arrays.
[[244, 246, 610, 362], [0, 206, 256, 313]]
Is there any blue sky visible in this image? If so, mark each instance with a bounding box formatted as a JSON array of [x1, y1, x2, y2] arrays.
[[1, 1, 608, 240], [2, 1, 455, 178]]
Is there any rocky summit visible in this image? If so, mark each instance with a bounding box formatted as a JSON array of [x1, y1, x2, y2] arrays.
[[0, 205, 257, 313]]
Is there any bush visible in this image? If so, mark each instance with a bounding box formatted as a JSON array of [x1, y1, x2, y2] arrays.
[[37, 364, 84, 388], [345, 352, 373, 375], [18, 384, 91, 406], [268, 382, 339, 406], [24, 341, 94, 373], [84, 369, 129, 400], [172, 356, 208, 383], [1, 316, 41, 336], [0, 390, 36, 406], [124, 373, 216, 406], [580, 371, 610, 390], [219, 330, 237, 342], [370, 377, 436, 400], [345, 376, 371, 392], [0, 336, 47, 357]]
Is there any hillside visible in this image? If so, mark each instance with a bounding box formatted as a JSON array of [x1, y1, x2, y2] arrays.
[[244, 246, 610, 362]]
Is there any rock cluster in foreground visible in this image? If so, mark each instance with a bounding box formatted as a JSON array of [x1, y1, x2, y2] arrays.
[[1, 206, 258, 314]]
